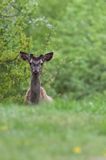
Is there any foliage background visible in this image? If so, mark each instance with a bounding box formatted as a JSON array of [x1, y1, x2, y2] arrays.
[[0, 0, 106, 103]]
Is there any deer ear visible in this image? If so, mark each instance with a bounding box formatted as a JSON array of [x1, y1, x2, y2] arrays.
[[20, 51, 30, 61], [43, 52, 53, 62]]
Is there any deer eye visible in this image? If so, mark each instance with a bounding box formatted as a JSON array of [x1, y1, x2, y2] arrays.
[[29, 62, 31, 65]]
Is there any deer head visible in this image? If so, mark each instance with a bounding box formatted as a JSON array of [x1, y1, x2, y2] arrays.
[[20, 51, 53, 75]]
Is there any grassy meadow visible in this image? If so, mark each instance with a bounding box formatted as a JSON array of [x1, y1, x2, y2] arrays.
[[0, 95, 106, 160]]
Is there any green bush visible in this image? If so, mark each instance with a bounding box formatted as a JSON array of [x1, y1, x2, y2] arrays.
[[0, 0, 106, 103]]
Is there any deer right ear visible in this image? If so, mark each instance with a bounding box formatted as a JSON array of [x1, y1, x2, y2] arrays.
[[20, 51, 30, 61], [42, 52, 54, 62]]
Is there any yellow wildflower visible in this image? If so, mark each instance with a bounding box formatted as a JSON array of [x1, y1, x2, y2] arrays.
[[73, 146, 81, 154]]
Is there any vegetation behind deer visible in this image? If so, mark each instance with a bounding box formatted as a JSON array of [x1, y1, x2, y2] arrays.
[[0, 0, 106, 103]]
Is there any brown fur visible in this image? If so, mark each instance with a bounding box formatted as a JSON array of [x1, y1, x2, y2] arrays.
[[24, 87, 53, 104]]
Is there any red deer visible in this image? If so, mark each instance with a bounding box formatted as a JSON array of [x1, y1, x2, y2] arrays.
[[20, 51, 53, 105]]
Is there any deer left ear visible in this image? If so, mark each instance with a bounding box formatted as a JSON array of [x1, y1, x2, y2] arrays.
[[43, 52, 53, 62], [20, 51, 30, 61]]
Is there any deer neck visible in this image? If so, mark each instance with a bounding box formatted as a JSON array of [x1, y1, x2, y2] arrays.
[[30, 73, 40, 104]]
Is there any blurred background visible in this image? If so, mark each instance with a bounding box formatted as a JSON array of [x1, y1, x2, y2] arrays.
[[0, 1, 106, 160], [0, 0, 106, 103]]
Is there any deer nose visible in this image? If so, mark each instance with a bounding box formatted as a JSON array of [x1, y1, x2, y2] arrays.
[[34, 70, 38, 74]]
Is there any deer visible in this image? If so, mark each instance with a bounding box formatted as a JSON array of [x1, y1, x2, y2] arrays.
[[20, 51, 53, 105]]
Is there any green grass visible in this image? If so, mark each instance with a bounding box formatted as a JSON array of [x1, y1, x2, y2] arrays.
[[0, 97, 106, 160]]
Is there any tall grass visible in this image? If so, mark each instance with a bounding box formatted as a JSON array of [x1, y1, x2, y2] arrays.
[[0, 95, 106, 160]]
